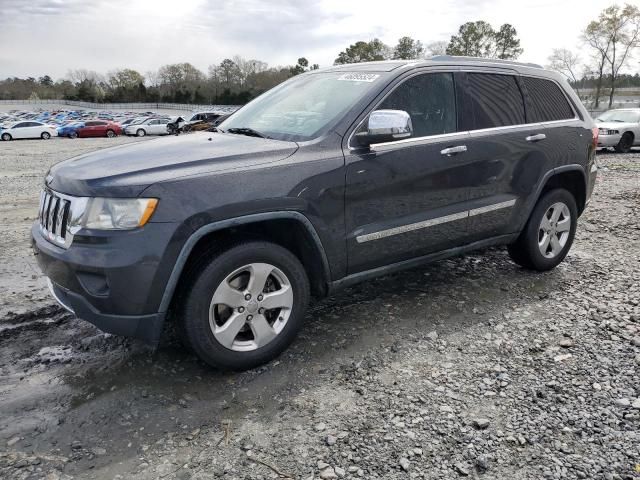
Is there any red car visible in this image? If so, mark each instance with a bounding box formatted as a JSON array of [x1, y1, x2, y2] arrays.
[[76, 120, 122, 138]]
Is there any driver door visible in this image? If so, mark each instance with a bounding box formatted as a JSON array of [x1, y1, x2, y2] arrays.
[[344, 71, 472, 274]]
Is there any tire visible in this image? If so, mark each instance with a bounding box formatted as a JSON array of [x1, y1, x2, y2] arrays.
[[106, 129, 116, 138], [69, 132, 78, 139], [136, 129, 146, 137], [1, 133, 11, 141], [508, 188, 578, 271], [41, 132, 51, 140], [614, 132, 633, 153], [179, 241, 310, 370]]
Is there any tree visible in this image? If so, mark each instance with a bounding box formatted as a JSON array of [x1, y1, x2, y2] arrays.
[[393, 36, 424, 60], [446, 21, 495, 57], [599, 4, 640, 107], [334, 39, 390, 64], [583, 20, 612, 109], [493, 24, 523, 59], [446, 21, 523, 59], [38, 75, 53, 87], [547, 48, 582, 85]]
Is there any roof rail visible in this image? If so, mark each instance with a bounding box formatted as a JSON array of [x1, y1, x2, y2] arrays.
[[429, 55, 543, 69]]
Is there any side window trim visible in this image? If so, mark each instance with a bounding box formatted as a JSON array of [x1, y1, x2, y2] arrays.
[[347, 69, 459, 150]]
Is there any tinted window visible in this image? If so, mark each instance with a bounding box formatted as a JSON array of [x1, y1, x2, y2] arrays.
[[13, 123, 26, 128], [85, 121, 98, 126], [522, 77, 575, 122], [463, 73, 525, 129], [379, 73, 456, 137]]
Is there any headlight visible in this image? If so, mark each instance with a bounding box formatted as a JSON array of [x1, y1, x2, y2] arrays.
[[70, 198, 158, 230]]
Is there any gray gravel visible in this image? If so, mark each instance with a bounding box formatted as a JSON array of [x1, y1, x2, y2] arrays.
[[0, 142, 638, 480]]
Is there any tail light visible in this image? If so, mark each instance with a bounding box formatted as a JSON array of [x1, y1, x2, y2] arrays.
[[591, 127, 599, 148]]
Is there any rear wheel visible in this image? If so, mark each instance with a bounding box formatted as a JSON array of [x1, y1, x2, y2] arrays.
[[508, 188, 577, 271], [614, 132, 633, 153], [41, 132, 51, 140], [179, 241, 309, 370], [136, 129, 146, 137], [1, 133, 11, 141], [106, 129, 116, 138]]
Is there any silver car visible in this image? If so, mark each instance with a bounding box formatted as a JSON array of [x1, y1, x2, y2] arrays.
[[595, 108, 640, 153]]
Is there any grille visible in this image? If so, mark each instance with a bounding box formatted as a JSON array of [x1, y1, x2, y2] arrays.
[[38, 189, 73, 248]]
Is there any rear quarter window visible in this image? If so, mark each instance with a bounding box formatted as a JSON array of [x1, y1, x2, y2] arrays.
[[460, 73, 526, 130], [521, 77, 575, 122]]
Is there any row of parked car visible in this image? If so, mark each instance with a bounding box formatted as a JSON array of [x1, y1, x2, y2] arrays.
[[0, 108, 235, 141]]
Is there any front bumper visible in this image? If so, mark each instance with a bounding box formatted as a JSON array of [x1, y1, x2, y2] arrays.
[[32, 221, 182, 344], [597, 133, 621, 148]]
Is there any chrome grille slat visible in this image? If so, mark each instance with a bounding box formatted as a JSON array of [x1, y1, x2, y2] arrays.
[[39, 189, 74, 249]]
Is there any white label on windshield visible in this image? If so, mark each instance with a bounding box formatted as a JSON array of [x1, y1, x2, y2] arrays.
[[337, 73, 380, 82]]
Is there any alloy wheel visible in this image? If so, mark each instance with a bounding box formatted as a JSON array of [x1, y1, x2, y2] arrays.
[[209, 263, 293, 352], [538, 202, 571, 258]]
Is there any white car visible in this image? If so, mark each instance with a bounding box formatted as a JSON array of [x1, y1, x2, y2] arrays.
[[125, 117, 176, 137], [0, 121, 58, 141], [594, 108, 640, 153]]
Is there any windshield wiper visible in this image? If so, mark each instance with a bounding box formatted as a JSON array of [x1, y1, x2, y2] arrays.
[[225, 127, 270, 139]]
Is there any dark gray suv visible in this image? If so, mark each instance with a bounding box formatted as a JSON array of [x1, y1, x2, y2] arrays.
[[32, 57, 598, 370]]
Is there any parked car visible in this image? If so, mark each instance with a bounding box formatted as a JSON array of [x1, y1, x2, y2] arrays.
[[33, 57, 597, 370], [1, 121, 57, 140], [57, 122, 85, 138], [124, 117, 173, 137], [74, 120, 122, 138], [187, 111, 222, 124], [594, 108, 640, 153]]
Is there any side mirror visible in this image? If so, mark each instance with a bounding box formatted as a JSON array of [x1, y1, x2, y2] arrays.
[[355, 109, 413, 146]]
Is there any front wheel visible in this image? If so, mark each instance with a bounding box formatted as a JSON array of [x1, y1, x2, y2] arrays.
[[106, 129, 116, 138], [508, 188, 577, 271], [41, 132, 51, 140], [1, 133, 11, 141], [179, 242, 310, 370], [69, 132, 78, 139]]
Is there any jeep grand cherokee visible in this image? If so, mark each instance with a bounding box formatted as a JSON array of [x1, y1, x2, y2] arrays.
[[32, 57, 598, 370]]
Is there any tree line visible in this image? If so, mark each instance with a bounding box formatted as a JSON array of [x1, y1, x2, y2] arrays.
[[547, 3, 640, 108]]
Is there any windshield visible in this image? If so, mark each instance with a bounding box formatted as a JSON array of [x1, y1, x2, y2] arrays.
[[596, 110, 640, 123], [220, 72, 383, 142]]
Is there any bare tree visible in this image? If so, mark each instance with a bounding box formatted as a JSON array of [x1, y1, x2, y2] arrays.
[[601, 4, 640, 107], [547, 48, 582, 93]]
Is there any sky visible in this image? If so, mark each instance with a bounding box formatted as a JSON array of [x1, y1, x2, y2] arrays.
[[0, 0, 629, 80]]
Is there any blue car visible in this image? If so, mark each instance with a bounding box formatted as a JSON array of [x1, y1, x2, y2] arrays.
[[57, 121, 85, 138]]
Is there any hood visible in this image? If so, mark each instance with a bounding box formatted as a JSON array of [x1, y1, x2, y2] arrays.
[[47, 133, 298, 197], [595, 120, 634, 130]]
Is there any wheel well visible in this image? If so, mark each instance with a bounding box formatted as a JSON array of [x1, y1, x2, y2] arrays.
[[623, 131, 635, 141], [541, 170, 586, 214], [168, 218, 329, 314]]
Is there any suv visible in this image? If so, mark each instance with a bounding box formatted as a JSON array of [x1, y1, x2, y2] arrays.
[[32, 57, 598, 370]]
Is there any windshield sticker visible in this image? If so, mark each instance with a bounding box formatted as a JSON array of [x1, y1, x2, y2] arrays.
[[337, 73, 380, 82]]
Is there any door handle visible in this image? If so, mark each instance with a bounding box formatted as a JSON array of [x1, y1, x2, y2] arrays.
[[440, 145, 467, 156], [525, 133, 546, 142]]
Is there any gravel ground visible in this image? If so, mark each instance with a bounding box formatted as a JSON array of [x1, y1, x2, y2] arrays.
[[0, 140, 638, 480]]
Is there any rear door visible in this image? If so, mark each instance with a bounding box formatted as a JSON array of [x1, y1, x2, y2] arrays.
[[344, 71, 472, 274], [453, 71, 549, 242]]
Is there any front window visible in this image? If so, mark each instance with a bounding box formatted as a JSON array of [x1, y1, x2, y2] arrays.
[[220, 72, 383, 142], [596, 110, 640, 123]]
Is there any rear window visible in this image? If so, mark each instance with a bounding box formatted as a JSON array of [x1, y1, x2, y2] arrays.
[[463, 73, 526, 129], [522, 77, 575, 122]]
